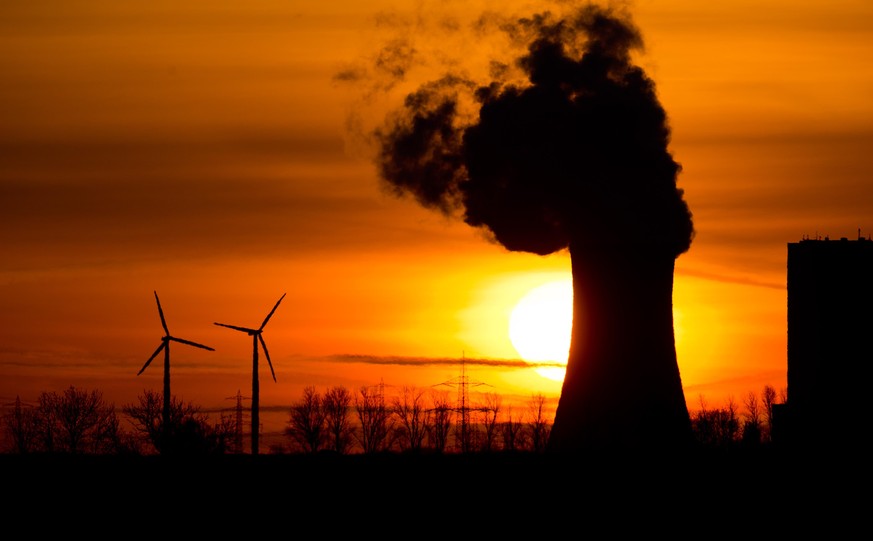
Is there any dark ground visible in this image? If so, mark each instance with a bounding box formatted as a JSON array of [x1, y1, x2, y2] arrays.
[[2, 445, 866, 532]]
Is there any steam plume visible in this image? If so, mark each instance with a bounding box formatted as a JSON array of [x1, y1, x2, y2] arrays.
[[367, 2, 695, 452]]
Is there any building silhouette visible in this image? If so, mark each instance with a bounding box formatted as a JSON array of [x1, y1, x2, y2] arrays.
[[776, 231, 873, 450]]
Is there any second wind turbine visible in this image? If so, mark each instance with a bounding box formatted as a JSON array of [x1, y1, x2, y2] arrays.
[[214, 293, 285, 455]]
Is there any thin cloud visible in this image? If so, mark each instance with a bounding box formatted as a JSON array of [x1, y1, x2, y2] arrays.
[[326, 353, 566, 369], [678, 268, 785, 290]]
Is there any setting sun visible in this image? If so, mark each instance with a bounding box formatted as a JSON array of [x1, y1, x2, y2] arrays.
[[509, 279, 573, 381]]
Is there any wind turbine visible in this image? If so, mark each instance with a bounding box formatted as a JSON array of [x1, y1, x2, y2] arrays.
[[137, 291, 214, 433], [214, 293, 285, 455]]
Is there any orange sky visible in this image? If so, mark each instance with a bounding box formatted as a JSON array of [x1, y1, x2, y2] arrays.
[[2, 0, 872, 432]]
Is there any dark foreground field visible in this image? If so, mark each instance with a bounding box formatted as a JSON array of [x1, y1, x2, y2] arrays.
[[2, 446, 866, 531]]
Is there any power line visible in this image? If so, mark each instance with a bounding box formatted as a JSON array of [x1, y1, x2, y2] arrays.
[[434, 353, 493, 453]]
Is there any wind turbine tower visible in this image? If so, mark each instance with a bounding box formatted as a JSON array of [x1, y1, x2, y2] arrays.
[[214, 293, 285, 455], [137, 291, 214, 435]]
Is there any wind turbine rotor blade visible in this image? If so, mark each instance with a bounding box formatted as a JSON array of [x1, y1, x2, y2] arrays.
[[171, 337, 215, 351], [138, 342, 166, 375], [259, 334, 277, 382], [259, 293, 286, 331], [154, 291, 169, 336], [214, 322, 256, 334]]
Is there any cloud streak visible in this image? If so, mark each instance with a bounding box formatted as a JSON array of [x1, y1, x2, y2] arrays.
[[326, 353, 566, 369]]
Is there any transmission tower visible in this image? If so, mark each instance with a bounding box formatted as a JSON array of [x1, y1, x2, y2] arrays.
[[373, 378, 386, 406], [436, 354, 492, 453], [361, 378, 395, 407], [225, 390, 250, 454]]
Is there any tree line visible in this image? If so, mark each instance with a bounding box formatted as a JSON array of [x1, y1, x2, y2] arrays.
[[0, 383, 786, 456]]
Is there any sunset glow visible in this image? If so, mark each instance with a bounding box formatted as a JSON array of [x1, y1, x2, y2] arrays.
[[2, 0, 873, 438]]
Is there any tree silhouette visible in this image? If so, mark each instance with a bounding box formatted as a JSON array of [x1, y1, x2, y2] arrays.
[[762, 385, 778, 443], [123, 389, 232, 455], [742, 391, 762, 446], [500, 405, 525, 452], [479, 392, 502, 452], [2, 396, 40, 453], [1, 380, 802, 457], [427, 389, 453, 453], [692, 395, 740, 448], [354, 384, 394, 453], [526, 393, 553, 453], [34, 386, 122, 454], [323, 386, 355, 454], [392, 385, 431, 453], [286, 385, 326, 454]]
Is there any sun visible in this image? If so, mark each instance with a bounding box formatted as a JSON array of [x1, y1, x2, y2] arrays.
[[509, 279, 573, 381]]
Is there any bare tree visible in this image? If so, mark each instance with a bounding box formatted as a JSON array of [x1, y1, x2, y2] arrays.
[[354, 384, 394, 453], [692, 395, 740, 448], [761, 385, 778, 443], [323, 385, 355, 454], [123, 389, 162, 451], [500, 405, 525, 452], [724, 396, 741, 444], [36, 386, 120, 454], [2, 396, 40, 453], [3, 396, 39, 454], [691, 398, 713, 447], [213, 413, 238, 453], [123, 389, 232, 455], [392, 385, 431, 453], [479, 392, 501, 452], [286, 386, 326, 454], [692, 395, 715, 447], [744, 392, 760, 423], [742, 391, 762, 446], [428, 389, 453, 453], [527, 393, 552, 453], [463, 413, 484, 453]]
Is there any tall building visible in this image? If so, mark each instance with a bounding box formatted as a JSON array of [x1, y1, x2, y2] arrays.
[[778, 232, 873, 450]]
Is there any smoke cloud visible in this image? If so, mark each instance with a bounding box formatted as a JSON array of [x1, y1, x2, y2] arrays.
[[371, 2, 694, 257]]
